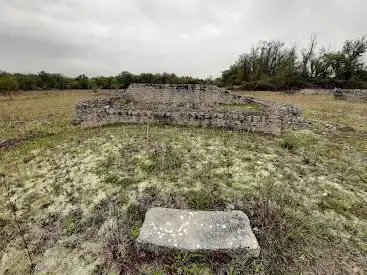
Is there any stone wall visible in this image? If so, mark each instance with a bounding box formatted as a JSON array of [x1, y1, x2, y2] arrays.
[[126, 83, 231, 106], [75, 84, 304, 135], [333, 89, 367, 102]]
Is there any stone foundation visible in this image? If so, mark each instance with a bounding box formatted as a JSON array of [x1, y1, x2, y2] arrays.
[[75, 84, 304, 135], [333, 89, 367, 102]]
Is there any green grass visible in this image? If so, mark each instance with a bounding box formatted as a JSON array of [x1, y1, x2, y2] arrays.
[[187, 189, 224, 210], [0, 90, 366, 274], [279, 130, 318, 153]]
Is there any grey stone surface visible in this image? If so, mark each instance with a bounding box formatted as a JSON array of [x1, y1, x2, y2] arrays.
[[333, 88, 367, 102], [136, 208, 260, 257], [75, 84, 305, 134]]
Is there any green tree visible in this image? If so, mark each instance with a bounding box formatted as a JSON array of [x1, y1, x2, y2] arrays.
[[220, 36, 367, 89], [0, 75, 18, 99], [37, 71, 53, 90], [116, 71, 134, 88], [76, 74, 90, 89], [341, 37, 367, 80]]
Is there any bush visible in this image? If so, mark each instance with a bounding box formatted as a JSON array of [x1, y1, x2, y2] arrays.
[[279, 134, 300, 152]]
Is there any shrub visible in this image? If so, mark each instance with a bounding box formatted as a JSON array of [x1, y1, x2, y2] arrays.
[[279, 134, 299, 152], [280, 131, 317, 153]]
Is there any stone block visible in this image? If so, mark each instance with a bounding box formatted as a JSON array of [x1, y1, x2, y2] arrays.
[[136, 208, 260, 257]]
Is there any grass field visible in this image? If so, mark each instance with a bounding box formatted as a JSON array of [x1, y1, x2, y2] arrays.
[[0, 90, 366, 274], [235, 91, 367, 131], [0, 90, 114, 141]]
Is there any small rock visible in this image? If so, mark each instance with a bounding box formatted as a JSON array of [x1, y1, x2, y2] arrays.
[[226, 203, 235, 210]]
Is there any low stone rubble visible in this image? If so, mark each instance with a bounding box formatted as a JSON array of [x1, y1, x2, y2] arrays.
[[75, 84, 305, 134], [333, 88, 367, 102]]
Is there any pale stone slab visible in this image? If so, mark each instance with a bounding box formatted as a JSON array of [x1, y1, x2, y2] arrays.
[[136, 208, 260, 257]]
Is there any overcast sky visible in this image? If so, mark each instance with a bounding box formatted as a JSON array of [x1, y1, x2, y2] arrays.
[[1, 0, 366, 78]]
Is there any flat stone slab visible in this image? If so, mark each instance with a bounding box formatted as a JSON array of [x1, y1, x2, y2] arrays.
[[136, 208, 260, 257]]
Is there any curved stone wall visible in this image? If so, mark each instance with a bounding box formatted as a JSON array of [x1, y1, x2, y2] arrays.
[[75, 84, 304, 135]]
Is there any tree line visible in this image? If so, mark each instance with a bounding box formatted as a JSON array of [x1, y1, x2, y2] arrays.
[[219, 35, 367, 90], [0, 71, 205, 96], [1, 35, 367, 96]]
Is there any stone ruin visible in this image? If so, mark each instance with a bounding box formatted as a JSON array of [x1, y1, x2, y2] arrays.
[[75, 84, 304, 135], [333, 88, 367, 102]]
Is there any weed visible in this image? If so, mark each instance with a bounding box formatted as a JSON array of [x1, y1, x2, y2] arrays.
[[144, 143, 183, 174], [62, 209, 83, 236], [101, 154, 116, 169], [187, 189, 213, 210], [63, 216, 76, 235], [101, 218, 136, 273], [103, 174, 137, 188], [280, 130, 317, 153], [279, 133, 300, 152], [118, 193, 130, 206], [126, 203, 146, 226], [129, 225, 140, 240], [187, 189, 226, 210]]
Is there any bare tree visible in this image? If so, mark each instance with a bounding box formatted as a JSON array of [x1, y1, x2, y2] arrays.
[[301, 33, 317, 79]]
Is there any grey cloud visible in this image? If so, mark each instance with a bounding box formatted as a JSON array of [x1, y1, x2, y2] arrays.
[[0, 33, 87, 58], [1, 0, 366, 78]]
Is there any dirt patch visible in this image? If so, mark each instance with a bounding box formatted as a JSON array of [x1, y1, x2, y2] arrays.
[[0, 134, 40, 150]]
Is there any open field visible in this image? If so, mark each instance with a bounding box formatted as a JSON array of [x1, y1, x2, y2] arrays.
[[0, 90, 115, 141], [235, 91, 367, 131], [0, 90, 366, 274]]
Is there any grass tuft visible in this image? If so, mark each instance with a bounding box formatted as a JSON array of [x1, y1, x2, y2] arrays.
[[187, 189, 226, 210]]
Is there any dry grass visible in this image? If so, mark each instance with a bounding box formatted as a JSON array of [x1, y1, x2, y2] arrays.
[[0, 90, 366, 274], [235, 91, 367, 130], [0, 90, 115, 140]]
